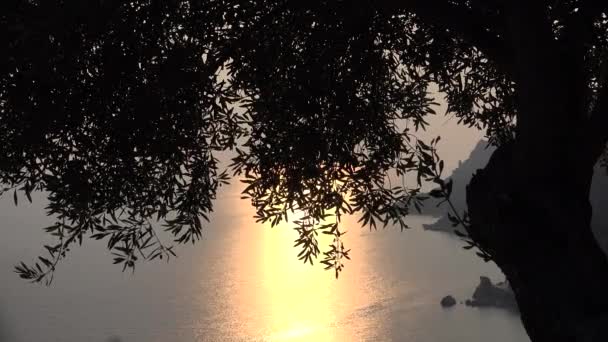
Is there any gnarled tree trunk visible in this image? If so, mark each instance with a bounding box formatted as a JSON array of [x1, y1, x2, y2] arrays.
[[466, 143, 608, 342], [462, 4, 608, 339]]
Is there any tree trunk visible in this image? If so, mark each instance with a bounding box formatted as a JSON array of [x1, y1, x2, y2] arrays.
[[466, 143, 608, 342]]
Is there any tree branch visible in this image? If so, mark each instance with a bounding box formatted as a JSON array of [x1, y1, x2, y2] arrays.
[[585, 0, 608, 15], [371, 0, 511, 75], [581, 1, 608, 163], [588, 57, 608, 163], [560, 1, 601, 116]]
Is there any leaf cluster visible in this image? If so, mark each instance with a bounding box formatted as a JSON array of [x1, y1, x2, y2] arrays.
[[2, 1, 606, 282]]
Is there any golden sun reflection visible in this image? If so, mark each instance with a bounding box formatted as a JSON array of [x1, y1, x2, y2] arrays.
[[258, 215, 342, 341], [202, 184, 390, 342], [215, 198, 377, 340]]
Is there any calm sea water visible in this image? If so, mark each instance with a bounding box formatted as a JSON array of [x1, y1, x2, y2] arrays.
[[0, 181, 528, 342]]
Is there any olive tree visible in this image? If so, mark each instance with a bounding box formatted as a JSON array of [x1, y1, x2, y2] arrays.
[[2, 1, 608, 341]]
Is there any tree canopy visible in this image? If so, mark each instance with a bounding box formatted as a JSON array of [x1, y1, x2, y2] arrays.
[[1, 1, 607, 290]]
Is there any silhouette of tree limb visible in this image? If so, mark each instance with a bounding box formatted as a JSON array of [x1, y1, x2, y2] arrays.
[[589, 56, 608, 163], [372, 0, 510, 74]]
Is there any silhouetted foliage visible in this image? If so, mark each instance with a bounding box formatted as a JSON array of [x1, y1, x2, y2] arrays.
[[6, 2, 608, 340], [1, 0, 608, 298], [3, 0, 246, 283]]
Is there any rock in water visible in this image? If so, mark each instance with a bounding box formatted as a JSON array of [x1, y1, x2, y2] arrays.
[[440, 295, 457, 308], [466, 276, 518, 311]]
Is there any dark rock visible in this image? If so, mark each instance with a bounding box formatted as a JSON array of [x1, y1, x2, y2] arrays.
[[466, 276, 518, 311], [440, 295, 457, 308]]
